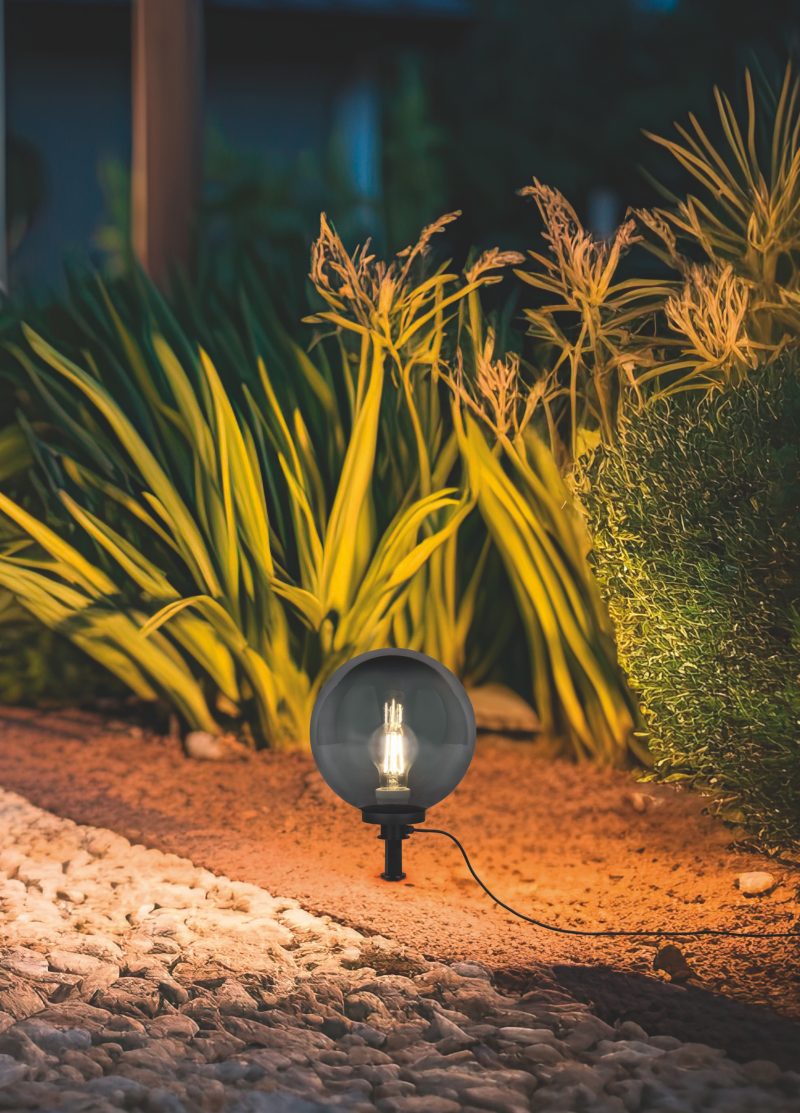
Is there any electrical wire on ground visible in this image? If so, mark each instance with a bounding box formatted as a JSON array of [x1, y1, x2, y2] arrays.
[[412, 827, 799, 939]]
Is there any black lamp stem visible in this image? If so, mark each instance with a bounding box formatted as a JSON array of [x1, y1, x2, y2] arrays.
[[380, 823, 409, 881], [361, 806, 425, 881]]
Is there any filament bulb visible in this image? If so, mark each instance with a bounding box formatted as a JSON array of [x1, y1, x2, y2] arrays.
[[369, 697, 418, 802]]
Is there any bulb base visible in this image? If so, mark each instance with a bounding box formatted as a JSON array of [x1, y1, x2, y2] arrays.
[[375, 786, 412, 804]]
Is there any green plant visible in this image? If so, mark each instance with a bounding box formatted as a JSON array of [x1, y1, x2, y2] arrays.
[[0, 220, 507, 748], [513, 67, 800, 453], [579, 363, 800, 844], [448, 327, 644, 763], [514, 182, 674, 461], [0, 423, 32, 485], [0, 418, 136, 709], [306, 216, 642, 761], [641, 63, 800, 347], [1, 214, 644, 763], [305, 214, 519, 686]]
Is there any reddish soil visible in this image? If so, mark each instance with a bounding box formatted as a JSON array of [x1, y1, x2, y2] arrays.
[[1, 706, 799, 1066]]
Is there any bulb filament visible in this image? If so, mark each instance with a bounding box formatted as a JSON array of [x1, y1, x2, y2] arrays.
[[381, 699, 405, 787], [371, 697, 416, 802]]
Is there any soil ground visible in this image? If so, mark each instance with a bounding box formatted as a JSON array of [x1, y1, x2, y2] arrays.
[[1, 706, 798, 1067]]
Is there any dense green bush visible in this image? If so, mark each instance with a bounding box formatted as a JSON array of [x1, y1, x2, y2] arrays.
[[580, 364, 800, 845]]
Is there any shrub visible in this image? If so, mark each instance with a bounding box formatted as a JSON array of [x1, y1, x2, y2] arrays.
[[579, 363, 800, 844]]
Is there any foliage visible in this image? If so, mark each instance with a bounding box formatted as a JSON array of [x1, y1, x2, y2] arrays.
[[456, 409, 645, 762], [578, 364, 800, 845], [642, 64, 800, 347], [11, 60, 798, 771], [0, 216, 642, 762], [513, 67, 800, 462], [515, 183, 672, 460], [0, 224, 499, 748], [444, 311, 643, 759], [0, 415, 127, 706], [305, 220, 641, 761]]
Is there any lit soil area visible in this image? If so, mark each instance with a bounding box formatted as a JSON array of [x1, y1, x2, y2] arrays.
[[0, 711, 799, 1078]]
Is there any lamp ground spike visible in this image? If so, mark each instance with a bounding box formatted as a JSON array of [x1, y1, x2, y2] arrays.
[[361, 804, 425, 881], [379, 824, 409, 881]]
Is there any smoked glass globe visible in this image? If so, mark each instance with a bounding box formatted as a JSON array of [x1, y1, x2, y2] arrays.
[[310, 649, 476, 819]]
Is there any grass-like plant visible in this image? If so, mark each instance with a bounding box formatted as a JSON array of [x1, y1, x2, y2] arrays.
[[449, 332, 645, 762], [0, 222, 510, 747], [305, 220, 642, 761], [641, 63, 800, 347], [514, 182, 673, 461], [513, 67, 800, 453], [0, 217, 643, 763]]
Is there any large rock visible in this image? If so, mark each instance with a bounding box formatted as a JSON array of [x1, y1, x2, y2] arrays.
[[466, 684, 540, 734]]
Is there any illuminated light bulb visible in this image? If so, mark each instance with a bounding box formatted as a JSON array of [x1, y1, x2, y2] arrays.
[[369, 697, 418, 802]]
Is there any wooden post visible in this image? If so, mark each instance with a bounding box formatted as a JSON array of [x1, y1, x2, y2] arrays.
[[131, 0, 202, 285]]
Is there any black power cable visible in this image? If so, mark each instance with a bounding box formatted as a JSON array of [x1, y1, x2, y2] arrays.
[[412, 827, 799, 940]]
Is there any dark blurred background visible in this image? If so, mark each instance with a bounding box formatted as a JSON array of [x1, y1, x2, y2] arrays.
[[4, 0, 799, 291]]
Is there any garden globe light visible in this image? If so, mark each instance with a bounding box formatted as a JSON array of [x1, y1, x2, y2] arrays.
[[310, 649, 476, 881]]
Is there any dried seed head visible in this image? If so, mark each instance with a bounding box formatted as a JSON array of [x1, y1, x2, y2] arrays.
[[666, 264, 758, 376], [465, 249, 526, 285], [519, 180, 642, 303]]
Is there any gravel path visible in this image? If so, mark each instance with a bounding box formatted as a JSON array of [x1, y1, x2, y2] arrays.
[[0, 788, 798, 1113]]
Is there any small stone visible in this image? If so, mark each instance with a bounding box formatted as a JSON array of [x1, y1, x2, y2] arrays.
[[653, 944, 696, 983], [450, 963, 490, 980], [61, 1049, 104, 1080], [648, 1035, 682, 1051], [627, 791, 650, 813], [523, 1042, 563, 1065], [462, 1086, 528, 1113], [497, 1026, 558, 1045], [16, 1020, 91, 1055], [378, 1098, 460, 1113], [425, 1012, 473, 1047], [55, 887, 86, 904], [564, 1017, 615, 1051], [320, 1017, 349, 1039], [742, 1059, 782, 1084], [184, 731, 250, 762], [0, 1054, 28, 1087], [0, 982, 46, 1020], [375, 1081, 416, 1099], [345, 992, 387, 1021], [737, 872, 777, 896], [147, 1015, 199, 1039], [616, 1020, 650, 1041]]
